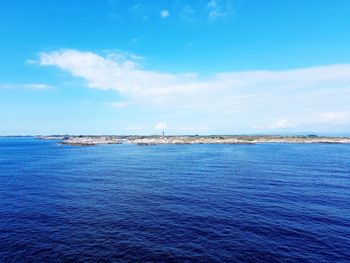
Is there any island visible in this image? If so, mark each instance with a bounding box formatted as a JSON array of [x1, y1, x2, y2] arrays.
[[36, 135, 350, 146]]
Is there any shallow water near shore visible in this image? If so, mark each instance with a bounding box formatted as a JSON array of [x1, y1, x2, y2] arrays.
[[0, 137, 350, 262]]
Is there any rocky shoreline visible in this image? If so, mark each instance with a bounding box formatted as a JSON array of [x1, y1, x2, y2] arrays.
[[36, 135, 350, 146]]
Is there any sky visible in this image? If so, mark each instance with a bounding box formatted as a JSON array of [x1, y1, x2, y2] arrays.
[[0, 0, 350, 135]]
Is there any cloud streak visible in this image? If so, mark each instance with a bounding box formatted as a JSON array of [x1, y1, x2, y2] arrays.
[[0, 83, 54, 90], [155, 122, 168, 130], [36, 49, 350, 131]]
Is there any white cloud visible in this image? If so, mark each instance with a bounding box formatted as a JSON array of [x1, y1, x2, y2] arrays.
[[35, 49, 350, 131], [0, 83, 54, 90], [155, 122, 168, 130], [160, 10, 169, 18], [38, 49, 178, 98], [36, 49, 350, 103]]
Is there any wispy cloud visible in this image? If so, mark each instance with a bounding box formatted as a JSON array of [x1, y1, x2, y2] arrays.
[[130, 2, 145, 18], [318, 112, 350, 125], [181, 126, 210, 131], [253, 111, 350, 131], [0, 83, 54, 90], [269, 119, 294, 129], [155, 122, 168, 130], [105, 101, 132, 108], [207, 0, 234, 20], [105, 1, 234, 23], [180, 5, 195, 21], [126, 125, 143, 131], [130, 2, 142, 11]]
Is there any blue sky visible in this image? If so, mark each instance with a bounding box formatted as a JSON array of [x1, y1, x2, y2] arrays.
[[1, 0, 350, 135]]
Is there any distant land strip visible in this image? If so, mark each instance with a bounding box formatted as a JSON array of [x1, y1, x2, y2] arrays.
[[35, 135, 350, 146]]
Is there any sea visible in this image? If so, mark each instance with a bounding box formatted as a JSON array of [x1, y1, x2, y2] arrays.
[[0, 137, 349, 262]]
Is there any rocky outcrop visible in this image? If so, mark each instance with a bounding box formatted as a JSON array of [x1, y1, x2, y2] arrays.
[[61, 136, 123, 146]]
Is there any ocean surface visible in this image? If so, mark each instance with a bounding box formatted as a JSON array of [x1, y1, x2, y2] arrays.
[[0, 137, 349, 263]]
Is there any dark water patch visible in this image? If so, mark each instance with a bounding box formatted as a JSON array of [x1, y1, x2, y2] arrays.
[[0, 138, 350, 262]]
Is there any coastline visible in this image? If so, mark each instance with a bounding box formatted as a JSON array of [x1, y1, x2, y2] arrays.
[[35, 135, 350, 146]]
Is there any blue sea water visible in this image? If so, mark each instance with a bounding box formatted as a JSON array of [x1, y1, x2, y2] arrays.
[[0, 137, 349, 263]]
